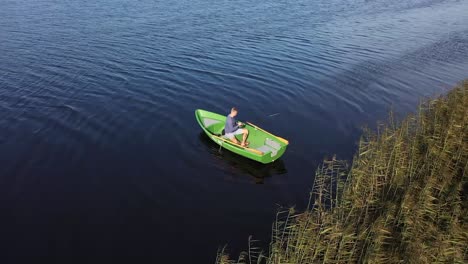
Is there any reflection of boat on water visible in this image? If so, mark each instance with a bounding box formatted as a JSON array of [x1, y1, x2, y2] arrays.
[[198, 132, 287, 183]]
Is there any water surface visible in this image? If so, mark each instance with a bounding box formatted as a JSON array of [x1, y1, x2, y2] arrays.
[[1, 0, 467, 262]]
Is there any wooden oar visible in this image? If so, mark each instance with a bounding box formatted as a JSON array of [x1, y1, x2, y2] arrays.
[[246, 122, 289, 145], [211, 134, 263, 155]]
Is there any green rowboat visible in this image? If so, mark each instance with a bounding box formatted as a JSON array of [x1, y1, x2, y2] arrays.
[[195, 109, 289, 164]]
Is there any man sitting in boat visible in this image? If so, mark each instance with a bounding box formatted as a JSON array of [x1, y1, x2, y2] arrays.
[[225, 107, 249, 146]]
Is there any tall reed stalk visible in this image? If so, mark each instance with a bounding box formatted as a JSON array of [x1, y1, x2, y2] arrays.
[[216, 81, 468, 263]]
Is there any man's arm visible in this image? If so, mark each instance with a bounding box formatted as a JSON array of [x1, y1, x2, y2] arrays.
[[231, 117, 239, 131]]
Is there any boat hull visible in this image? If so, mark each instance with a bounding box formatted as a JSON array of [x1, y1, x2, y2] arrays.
[[195, 109, 288, 164]]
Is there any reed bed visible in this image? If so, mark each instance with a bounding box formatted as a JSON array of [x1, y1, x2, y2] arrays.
[[216, 81, 468, 264]]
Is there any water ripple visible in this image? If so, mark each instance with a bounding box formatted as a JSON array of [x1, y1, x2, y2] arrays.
[[1, 0, 468, 262]]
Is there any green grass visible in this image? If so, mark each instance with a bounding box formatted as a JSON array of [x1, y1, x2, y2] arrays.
[[216, 81, 468, 264]]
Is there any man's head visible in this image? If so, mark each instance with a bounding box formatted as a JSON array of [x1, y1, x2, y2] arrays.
[[230, 107, 238, 117]]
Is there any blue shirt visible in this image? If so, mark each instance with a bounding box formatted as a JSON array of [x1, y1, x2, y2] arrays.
[[225, 115, 239, 133]]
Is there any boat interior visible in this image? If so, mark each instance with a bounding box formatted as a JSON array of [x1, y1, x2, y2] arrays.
[[201, 116, 282, 156]]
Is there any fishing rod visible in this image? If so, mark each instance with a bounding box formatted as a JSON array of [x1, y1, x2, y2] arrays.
[[247, 113, 280, 126], [249, 113, 280, 139]]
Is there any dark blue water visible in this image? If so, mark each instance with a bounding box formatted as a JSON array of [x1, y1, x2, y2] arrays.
[[1, 0, 467, 262]]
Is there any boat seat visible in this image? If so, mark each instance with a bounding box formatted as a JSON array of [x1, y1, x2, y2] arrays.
[[255, 138, 281, 157], [265, 138, 281, 150], [203, 118, 221, 128], [256, 145, 277, 157]]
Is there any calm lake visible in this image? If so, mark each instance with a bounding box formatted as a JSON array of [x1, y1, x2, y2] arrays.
[[1, 0, 467, 262]]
